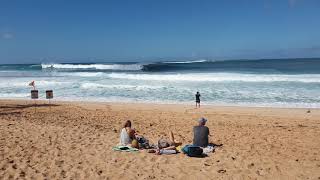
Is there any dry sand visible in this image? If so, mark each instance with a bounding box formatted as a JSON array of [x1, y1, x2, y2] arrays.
[[1, 100, 320, 179]]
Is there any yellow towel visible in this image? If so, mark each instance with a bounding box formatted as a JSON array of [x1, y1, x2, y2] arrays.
[[176, 145, 182, 152]]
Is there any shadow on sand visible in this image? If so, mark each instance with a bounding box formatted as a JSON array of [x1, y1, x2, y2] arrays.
[[0, 103, 60, 110], [0, 103, 60, 116]]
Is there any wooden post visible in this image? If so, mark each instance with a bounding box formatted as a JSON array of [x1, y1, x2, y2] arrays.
[[46, 90, 53, 119], [31, 90, 39, 114]]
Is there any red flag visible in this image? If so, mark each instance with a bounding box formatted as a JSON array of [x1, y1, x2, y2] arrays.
[[29, 81, 35, 89]]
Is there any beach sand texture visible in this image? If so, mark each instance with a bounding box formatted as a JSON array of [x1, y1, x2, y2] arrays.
[[1, 100, 320, 179]]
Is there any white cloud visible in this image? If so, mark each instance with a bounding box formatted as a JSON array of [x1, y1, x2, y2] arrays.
[[2, 33, 14, 39]]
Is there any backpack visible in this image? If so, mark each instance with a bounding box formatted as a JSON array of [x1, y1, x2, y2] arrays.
[[136, 135, 150, 149], [182, 145, 203, 157]]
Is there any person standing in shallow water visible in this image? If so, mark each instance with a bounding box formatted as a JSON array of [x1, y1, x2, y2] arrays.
[[195, 91, 201, 108]]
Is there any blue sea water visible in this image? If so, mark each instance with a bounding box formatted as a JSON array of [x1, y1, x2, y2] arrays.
[[1, 58, 320, 108]]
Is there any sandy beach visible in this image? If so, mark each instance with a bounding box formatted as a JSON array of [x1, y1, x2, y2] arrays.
[[0, 100, 320, 179]]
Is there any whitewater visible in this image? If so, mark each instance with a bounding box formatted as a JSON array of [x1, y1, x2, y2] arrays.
[[1, 58, 320, 108]]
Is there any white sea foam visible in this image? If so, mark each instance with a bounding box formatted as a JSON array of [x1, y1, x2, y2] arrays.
[[81, 83, 165, 90], [0, 93, 29, 98], [0, 80, 71, 88], [107, 73, 320, 83], [41, 63, 143, 71], [36, 80, 71, 86], [61, 72, 105, 77], [164, 59, 208, 64], [0, 81, 28, 87]]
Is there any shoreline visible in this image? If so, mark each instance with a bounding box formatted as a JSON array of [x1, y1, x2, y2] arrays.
[[1, 99, 319, 179], [3, 99, 319, 122], [1, 98, 320, 109]]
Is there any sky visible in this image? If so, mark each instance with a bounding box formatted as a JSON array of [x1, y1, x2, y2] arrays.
[[0, 0, 320, 64]]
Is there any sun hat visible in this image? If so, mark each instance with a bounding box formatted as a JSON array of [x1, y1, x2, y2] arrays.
[[158, 139, 170, 149], [198, 117, 207, 124]]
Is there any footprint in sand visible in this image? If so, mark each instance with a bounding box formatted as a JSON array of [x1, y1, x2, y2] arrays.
[[217, 169, 226, 173]]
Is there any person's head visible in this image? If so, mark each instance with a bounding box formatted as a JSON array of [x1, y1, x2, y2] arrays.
[[198, 117, 207, 126], [123, 120, 132, 128], [158, 139, 170, 149], [196, 91, 199, 94]]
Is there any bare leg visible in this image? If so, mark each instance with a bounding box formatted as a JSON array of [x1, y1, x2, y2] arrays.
[[163, 146, 177, 150], [169, 131, 182, 147], [169, 131, 175, 142]]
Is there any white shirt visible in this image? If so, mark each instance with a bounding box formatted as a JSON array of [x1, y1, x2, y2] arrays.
[[119, 128, 132, 146]]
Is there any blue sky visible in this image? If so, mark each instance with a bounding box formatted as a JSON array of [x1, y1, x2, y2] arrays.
[[0, 0, 319, 64]]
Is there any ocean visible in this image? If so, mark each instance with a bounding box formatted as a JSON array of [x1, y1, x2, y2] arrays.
[[1, 58, 320, 108]]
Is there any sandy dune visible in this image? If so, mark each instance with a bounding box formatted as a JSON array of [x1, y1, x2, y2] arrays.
[[1, 100, 320, 179]]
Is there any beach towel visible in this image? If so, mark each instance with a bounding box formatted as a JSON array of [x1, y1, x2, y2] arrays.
[[112, 145, 139, 152], [176, 145, 182, 152], [202, 145, 215, 154]]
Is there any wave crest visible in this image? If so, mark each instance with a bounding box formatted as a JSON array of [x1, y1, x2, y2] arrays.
[[81, 83, 165, 90], [41, 63, 143, 71], [164, 59, 209, 64]]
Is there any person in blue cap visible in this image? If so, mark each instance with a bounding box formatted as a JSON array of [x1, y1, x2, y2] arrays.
[[193, 117, 210, 147]]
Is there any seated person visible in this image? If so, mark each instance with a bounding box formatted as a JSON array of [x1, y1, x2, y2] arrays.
[[193, 117, 210, 147], [119, 120, 138, 148]]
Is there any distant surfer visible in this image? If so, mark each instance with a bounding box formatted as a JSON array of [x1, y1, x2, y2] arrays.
[[195, 91, 201, 108]]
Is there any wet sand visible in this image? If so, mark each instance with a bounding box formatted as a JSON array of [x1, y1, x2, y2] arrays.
[[1, 100, 320, 179]]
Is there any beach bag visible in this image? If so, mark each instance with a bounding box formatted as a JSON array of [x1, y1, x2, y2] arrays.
[[136, 136, 150, 149], [182, 145, 203, 157]]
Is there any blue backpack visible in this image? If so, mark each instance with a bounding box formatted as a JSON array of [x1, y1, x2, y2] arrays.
[[182, 145, 203, 157]]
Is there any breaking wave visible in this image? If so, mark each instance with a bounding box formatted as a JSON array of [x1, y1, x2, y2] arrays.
[[164, 59, 209, 64], [41, 63, 143, 71], [0, 58, 317, 73]]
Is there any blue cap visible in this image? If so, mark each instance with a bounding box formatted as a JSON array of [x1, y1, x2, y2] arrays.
[[198, 117, 207, 124]]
